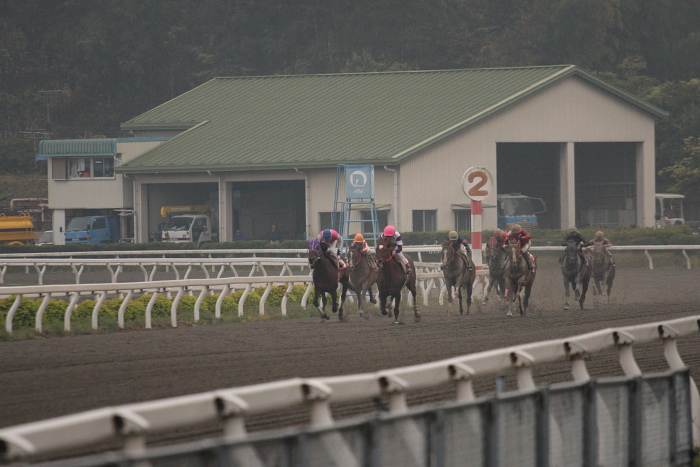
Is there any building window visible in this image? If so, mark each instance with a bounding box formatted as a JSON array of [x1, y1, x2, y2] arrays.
[[68, 157, 115, 179], [454, 210, 471, 231], [412, 210, 437, 232]]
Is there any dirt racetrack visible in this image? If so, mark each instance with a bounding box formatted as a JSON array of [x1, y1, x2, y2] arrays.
[[1, 258, 699, 456]]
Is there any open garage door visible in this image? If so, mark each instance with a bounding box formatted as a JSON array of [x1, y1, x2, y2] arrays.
[[497, 143, 561, 229], [233, 180, 305, 241], [147, 183, 219, 241], [575, 143, 637, 228]]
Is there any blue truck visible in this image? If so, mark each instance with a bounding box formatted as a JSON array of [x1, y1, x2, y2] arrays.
[[497, 194, 546, 230], [65, 215, 120, 244]]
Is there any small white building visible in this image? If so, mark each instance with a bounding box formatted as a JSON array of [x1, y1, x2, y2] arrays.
[[41, 65, 667, 244]]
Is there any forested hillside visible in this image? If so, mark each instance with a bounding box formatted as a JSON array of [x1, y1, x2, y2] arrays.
[[1, 0, 699, 202]]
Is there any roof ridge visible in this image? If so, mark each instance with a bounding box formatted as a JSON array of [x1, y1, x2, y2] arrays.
[[212, 65, 574, 81]]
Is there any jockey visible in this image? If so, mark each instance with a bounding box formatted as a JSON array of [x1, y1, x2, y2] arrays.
[[587, 230, 615, 265], [447, 230, 473, 270], [380, 225, 411, 274], [560, 227, 588, 265], [507, 224, 535, 272], [350, 233, 375, 268], [317, 228, 341, 265]]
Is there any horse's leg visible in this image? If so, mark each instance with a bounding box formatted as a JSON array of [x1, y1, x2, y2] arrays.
[[505, 278, 515, 317], [522, 282, 532, 316], [316, 292, 330, 322], [483, 276, 494, 303], [330, 288, 338, 314], [338, 281, 348, 321], [579, 274, 589, 310], [562, 275, 571, 310], [393, 292, 402, 324], [379, 290, 388, 316], [457, 285, 464, 315], [465, 278, 472, 315], [606, 270, 614, 301]]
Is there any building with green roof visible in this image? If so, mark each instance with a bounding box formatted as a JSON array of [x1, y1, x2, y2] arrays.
[[43, 65, 666, 244]]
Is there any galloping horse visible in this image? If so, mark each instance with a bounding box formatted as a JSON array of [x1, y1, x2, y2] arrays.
[[308, 238, 354, 322], [440, 239, 475, 315], [503, 237, 536, 317], [483, 234, 506, 303], [560, 240, 590, 310], [347, 242, 377, 318], [375, 237, 420, 324], [589, 242, 615, 300]]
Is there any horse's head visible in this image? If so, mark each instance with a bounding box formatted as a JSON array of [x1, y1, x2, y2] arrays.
[[484, 235, 500, 260], [505, 236, 521, 264], [440, 239, 455, 268], [564, 239, 579, 260], [375, 236, 395, 267], [308, 238, 321, 267], [347, 242, 362, 269]]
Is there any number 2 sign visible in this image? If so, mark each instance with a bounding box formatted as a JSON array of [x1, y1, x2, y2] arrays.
[[461, 167, 493, 201]]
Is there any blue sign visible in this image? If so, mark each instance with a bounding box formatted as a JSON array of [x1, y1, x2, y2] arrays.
[[345, 165, 374, 199]]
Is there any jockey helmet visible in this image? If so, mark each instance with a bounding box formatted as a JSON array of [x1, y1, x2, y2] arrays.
[[494, 228, 503, 236], [354, 233, 364, 242], [511, 224, 522, 233], [568, 227, 578, 233], [383, 225, 395, 237], [448, 230, 458, 240], [596, 231, 604, 238], [322, 229, 332, 240]]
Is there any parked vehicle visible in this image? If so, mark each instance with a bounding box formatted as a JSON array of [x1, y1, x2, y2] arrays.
[[65, 215, 120, 244], [497, 193, 546, 230], [0, 213, 35, 245], [160, 205, 216, 243], [36, 230, 54, 245], [655, 193, 685, 227]]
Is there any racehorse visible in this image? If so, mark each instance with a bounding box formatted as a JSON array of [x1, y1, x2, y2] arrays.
[[375, 236, 420, 324], [589, 242, 615, 300], [440, 239, 475, 315], [560, 239, 590, 310], [503, 237, 536, 317], [483, 234, 506, 303], [308, 238, 354, 322], [347, 242, 377, 318]]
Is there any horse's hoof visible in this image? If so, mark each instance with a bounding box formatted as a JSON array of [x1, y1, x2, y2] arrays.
[[370, 298, 376, 304], [381, 310, 387, 316], [414, 313, 421, 323], [323, 313, 330, 320], [393, 319, 403, 325], [506, 311, 513, 317], [563, 304, 570, 310]]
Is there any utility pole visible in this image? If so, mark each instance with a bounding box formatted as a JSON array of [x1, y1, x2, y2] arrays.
[[38, 90, 62, 125]]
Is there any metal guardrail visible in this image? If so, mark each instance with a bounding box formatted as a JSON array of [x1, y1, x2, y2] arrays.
[[1, 316, 698, 463]]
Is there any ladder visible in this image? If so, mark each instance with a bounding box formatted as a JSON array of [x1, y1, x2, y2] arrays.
[[332, 165, 379, 254]]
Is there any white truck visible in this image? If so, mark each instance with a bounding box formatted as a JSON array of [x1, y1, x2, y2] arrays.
[[655, 193, 685, 228], [160, 205, 216, 243]]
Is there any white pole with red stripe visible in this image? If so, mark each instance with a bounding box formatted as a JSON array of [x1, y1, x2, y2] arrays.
[[462, 167, 494, 299]]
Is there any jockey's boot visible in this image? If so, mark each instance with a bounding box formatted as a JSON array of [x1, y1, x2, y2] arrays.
[[465, 249, 473, 270], [579, 252, 588, 267], [405, 261, 412, 275]]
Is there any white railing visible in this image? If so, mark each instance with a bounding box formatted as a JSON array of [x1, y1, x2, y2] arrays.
[[2, 265, 468, 334], [0, 315, 697, 462], [1, 244, 698, 269]]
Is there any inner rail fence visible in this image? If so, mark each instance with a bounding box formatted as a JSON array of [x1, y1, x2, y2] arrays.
[[0, 316, 698, 465], [0, 244, 698, 276], [1, 261, 466, 334]]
